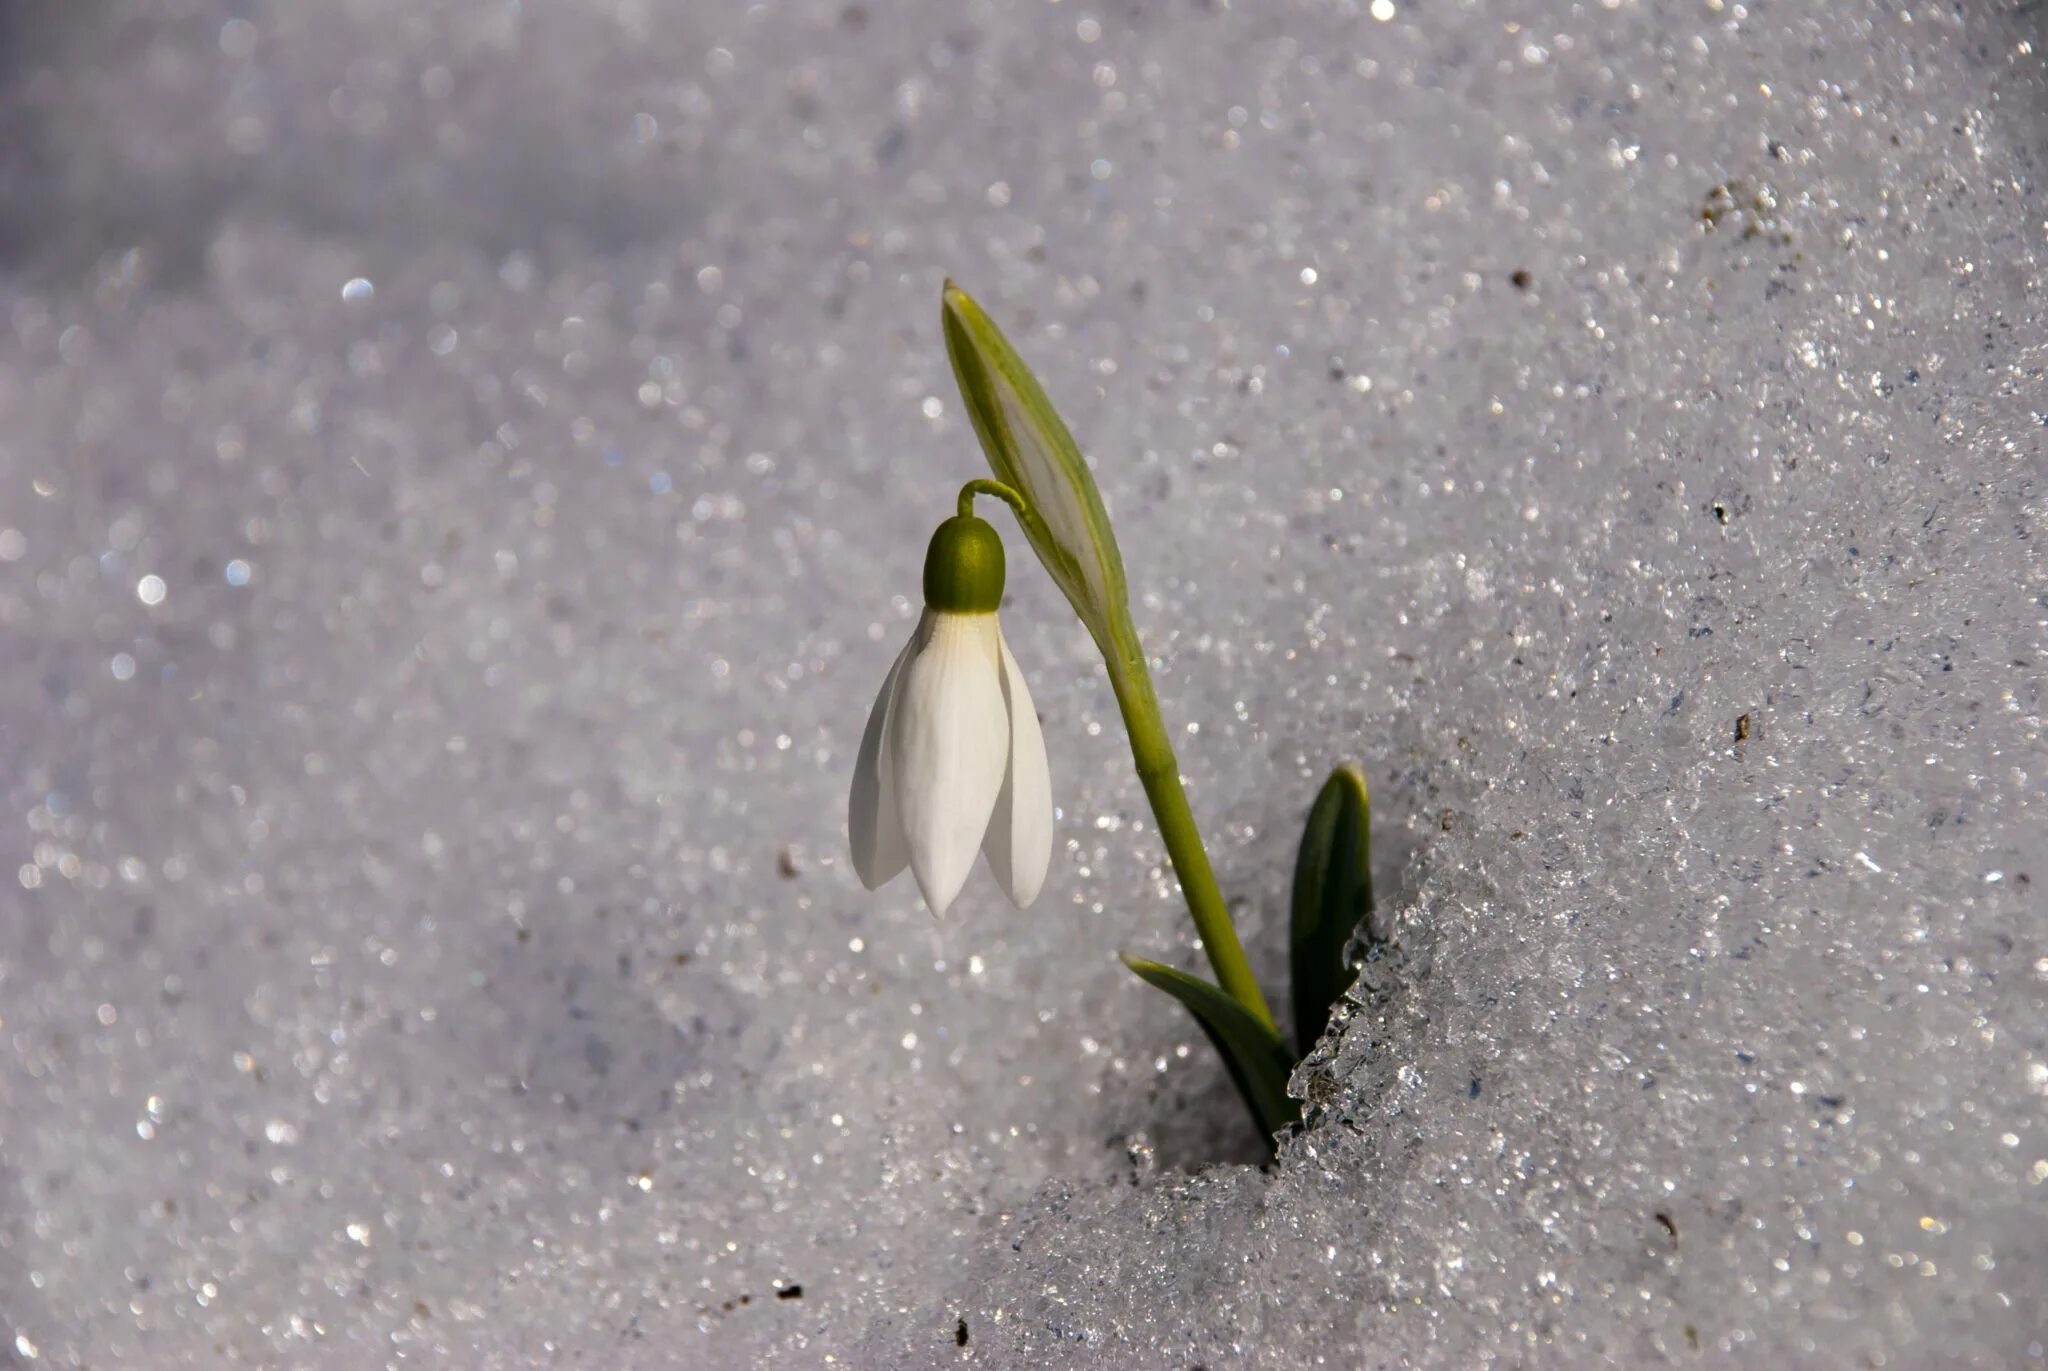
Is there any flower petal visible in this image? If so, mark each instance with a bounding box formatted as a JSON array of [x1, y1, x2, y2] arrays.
[[890, 612, 1008, 916], [847, 630, 915, 890], [983, 627, 1052, 908]]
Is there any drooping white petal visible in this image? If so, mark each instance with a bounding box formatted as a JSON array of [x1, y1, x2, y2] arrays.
[[848, 630, 916, 890], [982, 627, 1052, 908], [890, 611, 1008, 916]]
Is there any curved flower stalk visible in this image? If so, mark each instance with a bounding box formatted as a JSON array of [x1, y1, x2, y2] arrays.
[[849, 513, 1053, 917]]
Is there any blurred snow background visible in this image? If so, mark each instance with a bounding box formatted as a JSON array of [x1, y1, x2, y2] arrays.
[[0, 0, 2043, 1365]]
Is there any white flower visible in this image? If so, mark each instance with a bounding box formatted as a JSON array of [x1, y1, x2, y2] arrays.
[[849, 517, 1052, 916]]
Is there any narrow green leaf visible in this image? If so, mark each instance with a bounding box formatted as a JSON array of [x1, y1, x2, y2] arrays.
[[1119, 953, 1300, 1141], [940, 280, 1130, 651], [1290, 763, 1373, 1054]]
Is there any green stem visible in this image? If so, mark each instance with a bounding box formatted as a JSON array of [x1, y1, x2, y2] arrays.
[[957, 478, 1026, 521], [1106, 648, 1277, 1035], [964, 473, 1274, 1035]]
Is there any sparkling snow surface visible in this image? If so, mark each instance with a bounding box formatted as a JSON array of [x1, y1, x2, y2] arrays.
[[1, 2, 2043, 1366]]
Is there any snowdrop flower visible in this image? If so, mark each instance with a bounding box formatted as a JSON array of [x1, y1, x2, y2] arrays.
[[849, 514, 1051, 916]]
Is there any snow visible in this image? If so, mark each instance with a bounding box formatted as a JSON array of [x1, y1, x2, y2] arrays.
[[1, 1, 2042, 1365]]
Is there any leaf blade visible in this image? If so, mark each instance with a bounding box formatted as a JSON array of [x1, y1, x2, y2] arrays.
[[1120, 953, 1299, 1141], [1290, 763, 1373, 1054]]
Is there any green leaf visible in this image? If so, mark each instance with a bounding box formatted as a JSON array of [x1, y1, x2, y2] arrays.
[[940, 280, 1130, 652], [1290, 763, 1373, 1054], [1119, 953, 1300, 1142]]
